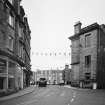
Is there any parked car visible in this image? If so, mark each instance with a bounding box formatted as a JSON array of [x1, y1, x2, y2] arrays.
[[58, 80, 65, 86], [38, 78, 47, 87]]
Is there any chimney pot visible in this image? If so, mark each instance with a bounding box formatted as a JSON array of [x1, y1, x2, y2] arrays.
[[74, 21, 82, 34]]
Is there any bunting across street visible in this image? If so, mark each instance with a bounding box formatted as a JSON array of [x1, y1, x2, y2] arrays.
[[32, 52, 71, 56]]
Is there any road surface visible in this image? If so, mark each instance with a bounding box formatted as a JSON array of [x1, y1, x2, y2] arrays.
[[1, 85, 105, 105]]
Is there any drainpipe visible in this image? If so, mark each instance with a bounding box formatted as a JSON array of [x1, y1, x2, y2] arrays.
[[6, 59, 9, 90]]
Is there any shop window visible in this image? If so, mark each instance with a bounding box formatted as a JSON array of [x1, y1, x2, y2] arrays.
[[8, 78, 14, 89], [85, 73, 91, 80], [0, 77, 4, 89], [0, 58, 6, 73]]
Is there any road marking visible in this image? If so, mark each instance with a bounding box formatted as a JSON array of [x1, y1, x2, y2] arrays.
[[69, 92, 76, 103], [71, 98, 74, 102], [73, 92, 76, 98], [46, 93, 52, 97], [46, 94, 50, 97], [45, 92, 55, 97]]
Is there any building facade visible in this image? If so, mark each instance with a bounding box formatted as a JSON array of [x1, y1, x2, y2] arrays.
[[62, 65, 71, 84], [36, 69, 63, 85], [69, 21, 105, 89], [30, 71, 37, 85], [0, 0, 31, 92]]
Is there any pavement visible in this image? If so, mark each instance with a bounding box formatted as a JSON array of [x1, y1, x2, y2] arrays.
[[64, 85, 91, 90], [0, 85, 36, 101]]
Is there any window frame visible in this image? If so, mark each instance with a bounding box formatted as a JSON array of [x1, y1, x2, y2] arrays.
[[85, 55, 91, 67], [85, 34, 91, 48], [18, 42, 24, 58], [8, 35, 14, 51], [8, 12, 15, 28]]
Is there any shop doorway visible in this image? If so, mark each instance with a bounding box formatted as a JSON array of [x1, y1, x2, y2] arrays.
[[0, 77, 4, 89]]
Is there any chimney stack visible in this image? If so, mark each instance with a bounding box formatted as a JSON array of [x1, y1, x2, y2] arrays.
[[74, 21, 82, 34]]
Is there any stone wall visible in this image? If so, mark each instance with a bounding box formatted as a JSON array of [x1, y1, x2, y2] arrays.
[[79, 29, 98, 81]]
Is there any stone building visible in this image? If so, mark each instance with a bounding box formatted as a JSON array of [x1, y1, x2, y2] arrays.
[[36, 69, 63, 85], [30, 71, 37, 85], [62, 65, 71, 84], [0, 0, 31, 92], [69, 21, 105, 89]]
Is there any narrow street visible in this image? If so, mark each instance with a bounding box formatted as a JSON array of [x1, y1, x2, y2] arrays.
[[0, 85, 105, 105]]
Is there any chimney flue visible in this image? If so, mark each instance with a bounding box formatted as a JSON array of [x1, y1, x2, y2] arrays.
[[74, 21, 82, 34]]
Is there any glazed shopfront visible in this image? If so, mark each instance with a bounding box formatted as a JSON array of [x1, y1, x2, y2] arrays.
[[0, 57, 23, 92]]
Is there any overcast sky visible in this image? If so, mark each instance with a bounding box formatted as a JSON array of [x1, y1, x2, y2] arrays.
[[21, 0, 105, 71]]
